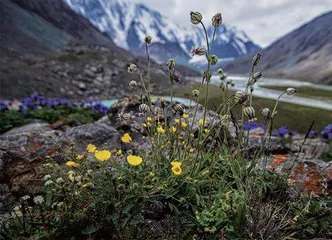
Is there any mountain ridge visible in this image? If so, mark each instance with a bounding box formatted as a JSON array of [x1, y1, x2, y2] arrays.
[[225, 11, 332, 85]]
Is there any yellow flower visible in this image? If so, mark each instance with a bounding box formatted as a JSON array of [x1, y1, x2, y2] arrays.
[[142, 123, 147, 128], [172, 165, 182, 175], [293, 215, 299, 222], [95, 150, 111, 161], [182, 113, 189, 119], [82, 182, 93, 188], [121, 133, 132, 143], [181, 122, 187, 128], [86, 144, 96, 153], [174, 118, 180, 124], [147, 122, 152, 127], [204, 128, 210, 133], [189, 148, 194, 153], [147, 117, 152, 122], [170, 126, 177, 133], [190, 133, 195, 138], [157, 126, 165, 134], [66, 161, 78, 167], [149, 172, 155, 178], [127, 155, 143, 166], [76, 154, 84, 160], [116, 149, 122, 155], [68, 173, 75, 182], [199, 119, 205, 126], [171, 161, 182, 167]]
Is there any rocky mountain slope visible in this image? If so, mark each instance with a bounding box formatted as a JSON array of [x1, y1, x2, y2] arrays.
[[225, 11, 332, 85], [0, 0, 198, 100], [64, 0, 260, 66]]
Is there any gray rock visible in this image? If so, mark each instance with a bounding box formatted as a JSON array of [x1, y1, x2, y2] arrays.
[[83, 69, 95, 78], [1, 122, 51, 137]]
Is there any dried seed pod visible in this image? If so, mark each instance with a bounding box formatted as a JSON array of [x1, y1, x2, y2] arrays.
[[190, 46, 205, 56], [139, 103, 149, 114], [286, 87, 297, 95], [160, 97, 166, 109], [203, 70, 212, 82], [212, 13, 222, 27], [249, 72, 262, 85], [234, 91, 248, 104], [170, 71, 181, 82], [190, 11, 202, 25], [252, 53, 261, 66], [217, 68, 224, 74], [220, 73, 227, 80], [243, 106, 257, 122]]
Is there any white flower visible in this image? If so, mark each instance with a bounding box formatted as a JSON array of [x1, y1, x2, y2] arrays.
[[21, 195, 30, 201], [56, 177, 65, 184], [33, 195, 44, 205], [43, 175, 52, 181], [44, 180, 54, 187]]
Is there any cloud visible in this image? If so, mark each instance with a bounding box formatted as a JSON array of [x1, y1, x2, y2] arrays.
[[131, 0, 332, 47]]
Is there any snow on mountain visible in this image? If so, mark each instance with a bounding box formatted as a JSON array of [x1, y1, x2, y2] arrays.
[[64, 0, 260, 67]]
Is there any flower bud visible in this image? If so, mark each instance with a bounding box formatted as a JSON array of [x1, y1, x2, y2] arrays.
[[252, 53, 261, 66], [243, 106, 257, 122], [139, 103, 149, 114], [192, 89, 200, 98], [170, 71, 181, 82], [160, 97, 166, 109], [234, 91, 248, 104], [260, 108, 271, 118], [286, 88, 297, 95], [145, 35, 152, 44], [166, 59, 176, 71], [174, 104, 185, 114], [190, 46, 205, 56], [220, 73, 227, 80], [190, 11, 202, 25], [128, 64, 137, 74], [129, 80, 137, 89], [209, 55, 218, 65], [217, 68, 224, 74], [212, 13, 222, 27], [249, 72, 262, 84]]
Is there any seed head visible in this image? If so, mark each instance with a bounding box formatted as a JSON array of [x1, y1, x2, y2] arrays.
[[174, 104, 185, 114], [212, 13, 222, 27], [190, 46, 205, 56], [286, 87, 297, 95], [192, 89, 200, 98], [166, 59, 176, 71], [209, 55, 218, 65], [145, 35, 152, 44], [128, 64, 137, 74], [234, 91, 248, 104], [129, 80, 137, 89], [220, 73, 227, 80], [252, 53, 261, 66], [190, 11, 202, 25], [243, 106, 257, 122]]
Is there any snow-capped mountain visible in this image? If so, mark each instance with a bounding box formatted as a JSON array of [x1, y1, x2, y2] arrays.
[[64, 0, 260, 67]]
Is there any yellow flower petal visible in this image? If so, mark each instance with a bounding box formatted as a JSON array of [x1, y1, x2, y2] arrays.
[[116, 150, 122, 155], [199, 119, 205, 126], [121, 133, 132, 143], [172, 166, 182, 175], [171, 161, 182, 167], [76, 154, 84, 160], [182, 114, 189, 119], [181, 122, 187, 128], [157, 126, 165, 134], [86, 144, 96, 153], [94, 150, 111, 161], [174, 119, 180, 124], [66, 161, 78, 168], [127, 155, 143, 166]]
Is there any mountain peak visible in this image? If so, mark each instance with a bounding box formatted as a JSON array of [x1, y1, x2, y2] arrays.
[[64, 0, 260, 66]]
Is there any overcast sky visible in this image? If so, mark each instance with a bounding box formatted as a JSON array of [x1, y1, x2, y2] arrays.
[[132, 0, 332, 47]]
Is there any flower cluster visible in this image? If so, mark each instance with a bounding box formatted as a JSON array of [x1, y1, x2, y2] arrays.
[[321, 124, 332, 141]]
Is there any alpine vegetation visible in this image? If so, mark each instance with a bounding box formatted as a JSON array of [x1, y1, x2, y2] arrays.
[[1, 11, 331, 240]]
